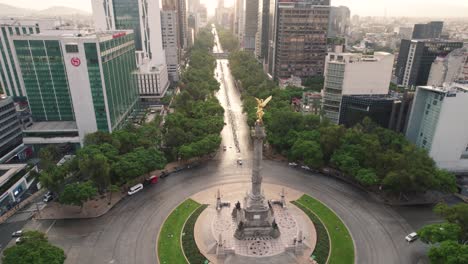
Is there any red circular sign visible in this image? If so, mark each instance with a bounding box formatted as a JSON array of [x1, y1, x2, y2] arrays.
[[71, 57, 81, 67]]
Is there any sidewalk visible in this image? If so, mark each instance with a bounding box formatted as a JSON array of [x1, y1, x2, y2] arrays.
[[0, 189, 45, 225]]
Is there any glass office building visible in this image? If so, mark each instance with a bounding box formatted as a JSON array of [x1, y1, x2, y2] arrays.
[[12, 30, 138, 144]]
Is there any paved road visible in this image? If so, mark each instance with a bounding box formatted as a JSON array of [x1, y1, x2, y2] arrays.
[[3, 27, 433, 264]]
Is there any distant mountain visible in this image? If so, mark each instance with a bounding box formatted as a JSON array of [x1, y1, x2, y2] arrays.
[[0, 3, 33, 17], [37, 6, 90, 17], [0, 4, 90, 18]]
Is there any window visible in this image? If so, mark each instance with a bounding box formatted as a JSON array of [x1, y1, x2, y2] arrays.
[[65, 44, 79, 53]]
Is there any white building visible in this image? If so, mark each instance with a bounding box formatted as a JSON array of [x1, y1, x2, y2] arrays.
[[91, 0, 170, 100], [322, 52, 394, 123], [0, 163, 38, 214], [406, 84, 468, 173], [161, 9, 181, 82], [428, 47, 468, 86]]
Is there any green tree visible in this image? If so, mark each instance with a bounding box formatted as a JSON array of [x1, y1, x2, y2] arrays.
[[78, 152, 111, 193], [290, 140, 323, 169], [355, 168, 379, 186], [418, 223, 462, 244], [428, 241, 468, 264], [59, 181, 97, 209], [302, 76, 324, 92], [38, 145, 60, 171], [434, 203, 468, 243], [2, 231, 66, 264]]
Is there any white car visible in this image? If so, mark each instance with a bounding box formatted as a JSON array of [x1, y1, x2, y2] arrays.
[[12, 230, 22, 237], [301, 165, 311, 170], [288, 162, 298, 167], [237, 159, 243, 165], [15, 237, 22, 244], [128, 184, 144, 196], [43, 193, 54, 203], [405, 232, 418, 242]]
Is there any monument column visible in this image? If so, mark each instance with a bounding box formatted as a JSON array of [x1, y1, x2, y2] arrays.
[[251, 121, 265, 200]]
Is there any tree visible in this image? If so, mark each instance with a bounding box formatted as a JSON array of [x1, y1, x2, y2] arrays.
[[434, 203, 468, 243], [38, 145, 60, 171], [290, 140, 323, 169], [59, 181, 97, 209], [2, 231, 66, 264], [418, 223, 462, 244], [78, 152, 111, 193], [355, 168, 379, 186], [428, 241, 468, 264], [39, 166, 68, 194]]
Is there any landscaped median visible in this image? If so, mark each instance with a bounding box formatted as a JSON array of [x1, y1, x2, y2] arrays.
[[292, 194, 355, 264], [158, 199, 208, 264]]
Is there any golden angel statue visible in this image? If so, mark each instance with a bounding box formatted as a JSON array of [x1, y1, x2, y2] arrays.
[[255, 96, 272, 124]]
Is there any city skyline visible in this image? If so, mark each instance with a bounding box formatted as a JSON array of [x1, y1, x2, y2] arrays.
[[0, 0, 468, 17]]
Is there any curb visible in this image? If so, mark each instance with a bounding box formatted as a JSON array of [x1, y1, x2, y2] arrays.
[[180, 204, 205, 264]]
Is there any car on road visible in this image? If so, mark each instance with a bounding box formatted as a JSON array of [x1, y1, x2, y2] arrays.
[[11, 230, 22, 237], [237, 159, 243, 165], [405, 232, 418, 242], [43, 193, 54, 203], [160, 170, 171, 178], [223, 146, 227, 151], [144, 175, 159, 185], [288, 162, 298, 167], [128, 184, 144, 196], [301, 165, 311, 171]]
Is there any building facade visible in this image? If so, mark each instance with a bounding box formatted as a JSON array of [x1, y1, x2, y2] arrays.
[[0, 96, 23, 163], [243, 0, 259, 53], [255, 0, 270, 61], [161, 9, 181, 82], [328, 6, 351, 38], [412, 21, 444, 39], [234, 0, 245, 44], [12, 30, 139, 145], [428, 47, 468, 86], [339, 93, 413, 133], [92, 0, 170, 99], [396, 39, 463, 87], [0, 164, 38, 215], [406, 84, 468, 173], [322, 52, 394, 123], [271, 0, 330, 80], [0, 19, 57, 98]]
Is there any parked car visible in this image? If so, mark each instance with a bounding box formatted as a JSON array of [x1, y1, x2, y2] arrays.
[[11, 230, 22, 237], [15, 237, 22, 244], [223, 146, 227, 151], [43, 191, 54, 203], [301, 165, 311, 171], [160, 171, 171, 178], [144, 175, 159, 186], [288, 162, 298, 167], [237, 158, 243, 165], [128, 184, 144, 196], [405, 232, 418, 242]]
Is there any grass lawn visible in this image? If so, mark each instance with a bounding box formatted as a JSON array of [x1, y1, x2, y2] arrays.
[[158, 199, 201, 264], [294, 194, 355, 264]]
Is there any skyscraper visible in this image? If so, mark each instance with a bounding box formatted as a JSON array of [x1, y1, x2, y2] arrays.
[[0, 95, 23, 163], [328, 6, 351, 38], [428, 47, 468, 86], [270, 0, 330, 80], [0, 19, 57, 98], [233, 0, 245, 43], [412, 21, 444, 39], [12, 30, 139, 145], [243, 0, 259, 53], [255, 0, 270, 61], [396, 39, 463, 87], [91, 0, 170, 100], [162, 1, 182, 82]]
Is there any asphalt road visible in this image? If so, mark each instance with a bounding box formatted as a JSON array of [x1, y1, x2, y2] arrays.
[[0, 27, 435, 264]]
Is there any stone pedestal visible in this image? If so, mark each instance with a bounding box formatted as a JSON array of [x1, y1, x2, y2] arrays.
[[234, 122, 280, 239]]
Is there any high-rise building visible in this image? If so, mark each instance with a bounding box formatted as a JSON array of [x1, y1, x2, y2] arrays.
[[405, 84, 468, 173], [265, 0, 277, 77], [412, 21, 444, 39], [243, 0, 259, 53], [255, 0, 270, 61], [0, 95, 23, 163], [328, 6, 351, 38], [12, 30, 139, 145], [270, 0, 330, 80], [339, 93, 413, 133], [322, 52, 394, 123], [161, 8, 181, 82], [91, 0, 170, 100], [234, 0, 245, 43], [428, 47, 468, 86], [396, 39, 463, 87], [0, 19, 58, 98], [178, 0, 188, 49]]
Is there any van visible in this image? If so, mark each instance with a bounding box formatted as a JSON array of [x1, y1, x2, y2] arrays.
[[128, 184, 144, 196]]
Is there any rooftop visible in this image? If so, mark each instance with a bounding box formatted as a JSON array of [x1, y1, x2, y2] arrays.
[[0, 164, 27, 188], [24, 121, 78, 132], [418, 82, 468, 94], [12, 29, 133, 42]]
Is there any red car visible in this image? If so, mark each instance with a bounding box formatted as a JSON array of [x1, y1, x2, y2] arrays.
[[147, 175, 159, 184]]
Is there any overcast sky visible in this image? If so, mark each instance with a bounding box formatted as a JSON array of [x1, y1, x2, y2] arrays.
[[1, 0, 468, 17]]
